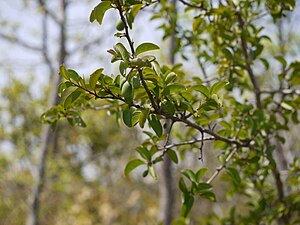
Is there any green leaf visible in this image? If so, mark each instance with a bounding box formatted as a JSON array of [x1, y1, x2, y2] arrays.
[[89, 68, 103, 90], [67, 69, 81, 83], [142, 170, 149, 177], [210, 81, 228, 94], [132, 77, 141, 88], [131, 4, 143, 17], [196, 168, 208, 182], [274, 55, 287, 68], [167, 149, 179, 164], [193, 84, 210, 98], [199, 191, 216, 202], [197, 183, 212, 192], [181, 193, 194, 217], [63, 89, 83, 109], [162, 83, 186, 96], [121, 81, 133, 104], [123, 108, 133, 127], [132, 110, 140, 126], [124, 159, 145, 176], [90, 2, 111, 25], [58, 81, 72, 97], [136, 42, 160, 56], [148, 114, 163, 137], [148, 164, 157, 179], [165, 72, 177, 84], [182, 169, 197, 183], [226, 167, 241, 184], [59, 65, 68, 79], [139, 108, 150, 128], [114, 42, 131, 62], [136, 146, 151, 160], [73, 115, 87, 127], [161, 100, 176, 115], [179, 177, 188, 193]]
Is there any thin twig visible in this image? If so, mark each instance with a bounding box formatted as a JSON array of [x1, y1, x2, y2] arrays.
[[260, 89, 300, 95], [206, 146, 239, 184], [178, 0, 204, 9]]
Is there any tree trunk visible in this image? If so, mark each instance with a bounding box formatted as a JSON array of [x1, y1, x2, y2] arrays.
[[158, 0, 177, 224], [26, 1, 67, 225]]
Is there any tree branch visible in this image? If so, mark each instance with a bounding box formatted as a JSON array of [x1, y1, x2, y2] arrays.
[[0, 33, 41, 51], [236, 11, 262, 109], [178, 0, 204, 9], [206, 146, 239, 184]]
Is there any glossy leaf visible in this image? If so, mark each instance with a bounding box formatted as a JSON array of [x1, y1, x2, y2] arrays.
[[148, 164, 157, 179], [90, 2, 111, 25], [89, 68, 103, 90], [162, 83, 186, 96], [199, 191, 216, 202], [167, 149, 179, 164], [148, 114, 163, 137], [193, 84, 210, 98], [63, 89, 83, 109], [179, 177, 188, 193], [124, 159, 145, 176], [139, 108, 150, 128], [123, 108, 133, 127], [210, 81, 228, 94], [136, 42, 160, 56], [182, 169, 197, 184], [59, 65, 68, 79], [196, 168, 208, 182], [121, 81, 133, 104], [197, 183, 212, 192], [114, 43, 131, 62], [181, 193, 194, 217]]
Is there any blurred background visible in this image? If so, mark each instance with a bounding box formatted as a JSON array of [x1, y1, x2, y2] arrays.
[[0, 1, 300, 225]]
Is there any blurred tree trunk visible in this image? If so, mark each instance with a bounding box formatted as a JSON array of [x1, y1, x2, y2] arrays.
[[26, 1, 67, 225], [158, 0, 177, 224]]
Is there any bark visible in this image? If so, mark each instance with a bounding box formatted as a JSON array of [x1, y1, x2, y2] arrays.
[[158, 0, 177, 224], [26, 1, 67, 225]]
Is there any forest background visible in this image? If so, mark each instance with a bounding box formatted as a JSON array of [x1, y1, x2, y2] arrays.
[[0, 0, 300, 225]]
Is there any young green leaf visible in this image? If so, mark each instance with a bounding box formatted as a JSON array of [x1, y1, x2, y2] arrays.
[[181, 193, 194, 218], [196, 168, 208, 182], [114, 43, 131, 62], [210, 81, 228, 95], [197, 183, 212, 192], [136, 42, 160, 56], [67, 69, 81, 83], [182, 169, 197, 184], [90, 2, 111, 25], [59, 65, 68, 79], [167, 149, 179, 164], [139, 108, 150, 128], [199, 191, 216, 202], [179, 177, 188, 193], [226, 167, 241, 185], [63, 89, 83, 109], [148, 164, 157, 179], [162, 83, 186, 96], [135, 146, 151, 160], [89, 68, 103, 90], [124, 159, 145, 176], [193, 84, 210, 98]]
